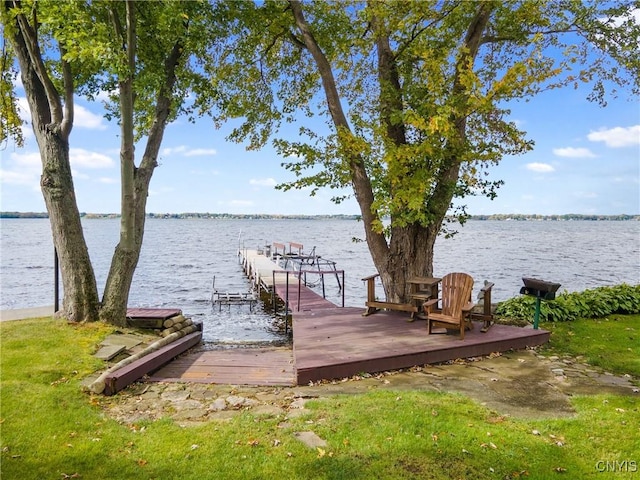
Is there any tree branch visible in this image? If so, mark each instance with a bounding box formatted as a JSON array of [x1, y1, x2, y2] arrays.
[[59, 44, 74, 137], [10, 0, 64, 127], [288, 0, 388, 256], [428, 2, 494, 222]]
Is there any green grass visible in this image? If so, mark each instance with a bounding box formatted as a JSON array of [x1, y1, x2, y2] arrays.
[[540, 314, 640, 378], [2, 317, 639, 479]]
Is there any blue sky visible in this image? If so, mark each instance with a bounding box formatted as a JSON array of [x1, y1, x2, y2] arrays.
[[1, 73, 638, 216]]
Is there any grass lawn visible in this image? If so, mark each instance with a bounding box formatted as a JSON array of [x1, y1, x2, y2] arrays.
[[540, 314, 640, 380], [1, 316, 638, 479]]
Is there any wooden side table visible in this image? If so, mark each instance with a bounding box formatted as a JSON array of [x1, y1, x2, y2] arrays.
[[408, 277, 441, 319]]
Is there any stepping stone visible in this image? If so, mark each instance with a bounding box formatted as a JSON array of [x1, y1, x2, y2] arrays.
[[101, 333, 144, 349], [293, 431, 327, 449], [94, 344, 127, 361]]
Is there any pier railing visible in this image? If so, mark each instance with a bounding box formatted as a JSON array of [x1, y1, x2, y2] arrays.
[[272, 269, 345, 333]]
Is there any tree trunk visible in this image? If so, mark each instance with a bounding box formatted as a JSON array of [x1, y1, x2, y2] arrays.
[[99, 21, 184, 325], [379, 223, 439, 303], [41, 138, 100, 321], [7, 3, 100, 321]]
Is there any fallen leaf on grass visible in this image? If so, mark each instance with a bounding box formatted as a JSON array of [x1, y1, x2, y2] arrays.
[[51, 377, 68, 386], [137, 459, 147, 467], [481, 442, 497, 449], [61, 474, 81, 479]]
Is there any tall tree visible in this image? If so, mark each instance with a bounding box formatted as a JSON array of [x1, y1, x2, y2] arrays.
[[209, 0, 639, 303], [2, 0, 218, 324], [3, 0, 100, 321]]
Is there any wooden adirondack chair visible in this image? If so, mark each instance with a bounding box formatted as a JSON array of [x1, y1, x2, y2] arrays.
[[423, 272, 474, 340]]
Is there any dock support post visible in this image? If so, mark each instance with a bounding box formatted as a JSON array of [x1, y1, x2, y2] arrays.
[[285, 272, 290, 334]]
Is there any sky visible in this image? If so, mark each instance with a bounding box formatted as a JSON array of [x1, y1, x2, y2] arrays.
[[1, 70, 639, 217]]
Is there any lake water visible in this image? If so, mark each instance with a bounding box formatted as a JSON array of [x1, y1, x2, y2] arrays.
[[1, 218, 638, 343]]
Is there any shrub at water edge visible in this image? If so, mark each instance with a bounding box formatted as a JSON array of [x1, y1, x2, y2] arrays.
[[495, 283, 640, 322]]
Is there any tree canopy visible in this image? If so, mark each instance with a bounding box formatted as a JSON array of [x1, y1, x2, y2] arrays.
[[202, 0, 639, 301], [1, 0, 223, 323], [3, 0, 638, 312]]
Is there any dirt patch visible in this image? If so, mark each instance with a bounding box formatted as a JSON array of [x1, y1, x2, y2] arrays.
[[97, 348, 638, 426]]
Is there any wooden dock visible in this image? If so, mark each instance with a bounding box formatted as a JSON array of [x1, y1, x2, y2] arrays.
[[145, 247, 550, 387]]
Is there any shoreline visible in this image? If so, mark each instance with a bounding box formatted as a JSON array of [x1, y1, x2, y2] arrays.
[[0, 306, 54, 322]]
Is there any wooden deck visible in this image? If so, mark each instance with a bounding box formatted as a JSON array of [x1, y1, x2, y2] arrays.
[[148, 307, 549, 387], [293, 308, 549, 385], [141, 248, 550, 387]]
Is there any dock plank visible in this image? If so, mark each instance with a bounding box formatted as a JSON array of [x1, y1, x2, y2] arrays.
[[148, 348, 296, 386]]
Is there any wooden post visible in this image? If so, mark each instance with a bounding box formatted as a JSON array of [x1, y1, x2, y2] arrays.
[[54, 247, 59, 313]]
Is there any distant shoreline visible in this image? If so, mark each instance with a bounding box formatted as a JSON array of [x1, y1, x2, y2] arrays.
[[1, 212, 638, 221]]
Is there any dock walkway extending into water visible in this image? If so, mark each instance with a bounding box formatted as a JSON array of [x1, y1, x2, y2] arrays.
[[149, 247, 549, 386]]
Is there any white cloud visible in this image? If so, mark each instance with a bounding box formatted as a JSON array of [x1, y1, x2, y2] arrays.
[[162, 145, 188, 155], [161, 145, 217, 157], [526, 163, 555, 173], [0, 151, 41, 187], [228, 200, 254, 207], [69, 148, 114, 169], [71, 170, 90, 180], [148, 186, 175, 197], [10, 151, 41, 168], [16, 98, 33, 141], [249, 178, 277, 187], [573, 191, 598, 199], [74, 104, 107, 130], [16, 97, 106, 132], [17, 98, 31, 123], [94, 89, 117, 103], [98, 177, 117, 184], [587, 125, 640, 148], [0, 169, 38, 187], [607, 8, 640, 28], [184, 148, 217, 157], [553, 147, 596, 158]]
